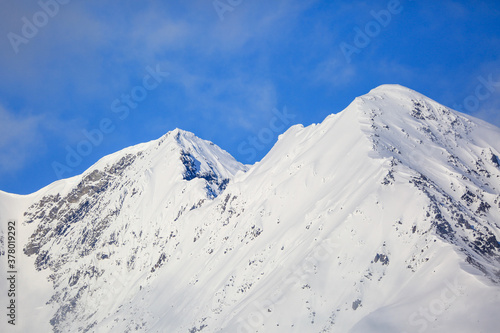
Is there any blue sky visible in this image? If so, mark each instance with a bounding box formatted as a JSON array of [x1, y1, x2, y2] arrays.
[[0, 0, 499, 194]]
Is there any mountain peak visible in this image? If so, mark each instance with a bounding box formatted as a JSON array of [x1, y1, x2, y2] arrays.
[[165, 127, 195, 142], [368, 83, 416, 94], [346, 84, 484, 146], [162, 128, 248, 181], [349, 84, 500, 183]]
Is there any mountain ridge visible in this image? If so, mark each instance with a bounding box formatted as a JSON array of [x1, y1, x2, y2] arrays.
[[1, 84, 500, 332]]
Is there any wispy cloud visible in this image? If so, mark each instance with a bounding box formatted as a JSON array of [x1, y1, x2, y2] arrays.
[[470, 86, 500, 128], [313, 56, 356, 87], [0, 103, 85, 177], [164, 65, 279, 131], [0, 105, 45, 174]]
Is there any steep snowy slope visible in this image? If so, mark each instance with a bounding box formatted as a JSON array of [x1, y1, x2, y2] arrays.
[[1, 129, 247, 333], [128, 85, 500, 333], [1, 85, 500, 333]]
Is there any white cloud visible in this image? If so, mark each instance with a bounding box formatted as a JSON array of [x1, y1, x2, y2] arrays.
[[472, 92, 500, 129], [164, 65, 279, 130], [313, 56, 356, 87], [0, 103, 87, 175], [0, 105, 45, 174]]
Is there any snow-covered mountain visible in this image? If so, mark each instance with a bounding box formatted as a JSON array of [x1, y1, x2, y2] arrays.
[[1, 84, 500, 332]]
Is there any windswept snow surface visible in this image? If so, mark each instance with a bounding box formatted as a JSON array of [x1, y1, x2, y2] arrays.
[[1, 85, 500, 332]]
